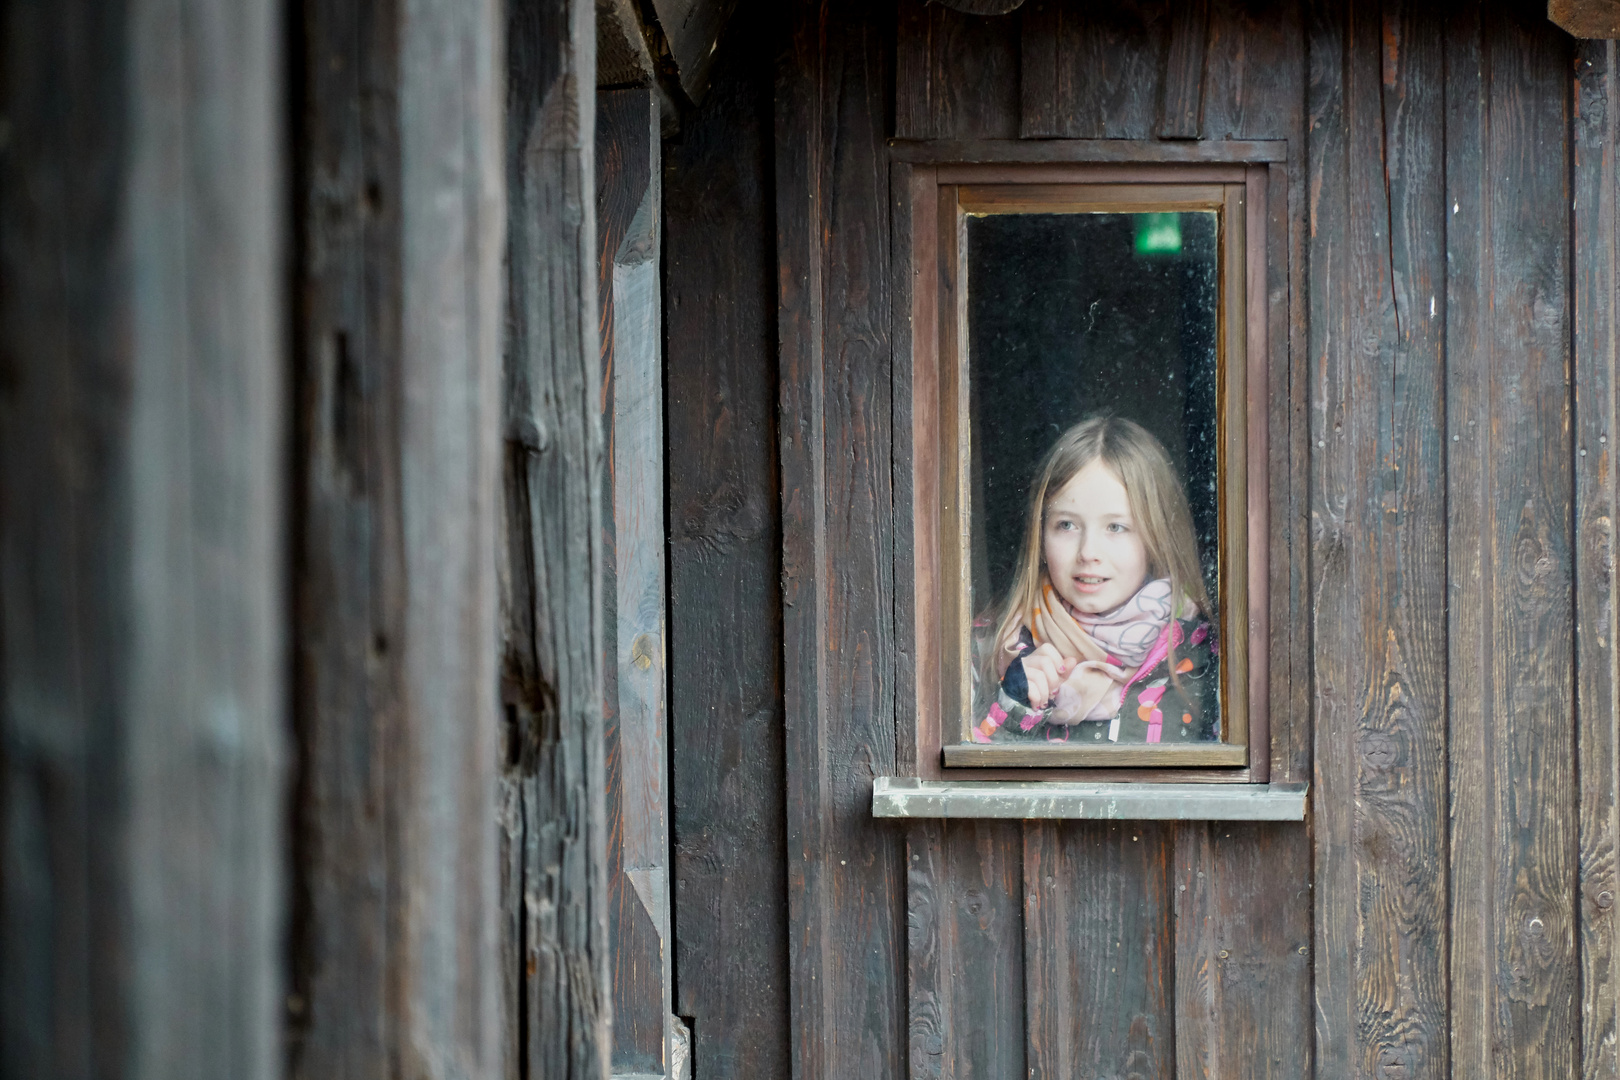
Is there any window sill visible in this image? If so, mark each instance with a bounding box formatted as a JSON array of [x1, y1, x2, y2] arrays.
[[871, 776, 1307, 821]]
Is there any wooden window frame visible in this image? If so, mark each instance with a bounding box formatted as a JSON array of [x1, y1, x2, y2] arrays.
[[901, 148, 1275, 784]]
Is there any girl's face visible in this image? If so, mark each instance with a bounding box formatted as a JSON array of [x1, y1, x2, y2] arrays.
[[1042, 459, 1150, 615]]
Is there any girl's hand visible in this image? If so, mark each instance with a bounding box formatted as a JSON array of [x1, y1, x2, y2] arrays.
[[1021, 642, 1078, 709]]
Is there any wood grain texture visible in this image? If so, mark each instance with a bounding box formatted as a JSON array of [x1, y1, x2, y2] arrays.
[[1022, 822, 1175, 1080], [906, 821, 1026, 1080], [286, 0, 400, 1069], [895, 0, 1021, 141], [1019, 0, 1171, 139], [1308, 3, 1450, 1077], [1446, 4, 1578, 1078], [0, 0, 286, 1075], [649, 0, 739, 102], [1552, 0, 1620, 38], [1200, 0, 1305, 141], [1158, 0, 1211, 138], [598, 86, 671, 1077], [1575, 37, 1620, 1080], [665, 8, 790, 1077], [778, 1, 906, 1076], [1174, 824, 1311, 1079], [503, 0, 612, 1076], [291, 0, 505, 1073]]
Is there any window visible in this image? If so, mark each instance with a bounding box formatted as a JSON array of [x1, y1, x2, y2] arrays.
[[905, 155, 1273, 780]]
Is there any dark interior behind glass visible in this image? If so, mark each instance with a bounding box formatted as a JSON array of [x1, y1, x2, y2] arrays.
[[966, 209, 1221, 618]]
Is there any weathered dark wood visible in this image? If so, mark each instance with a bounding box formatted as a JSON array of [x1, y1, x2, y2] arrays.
[[1173, 824, 1311, 1079], [650, 0, 739, 102], [887, 138, 1288, 164], [1157, 0, 1210, 137], [1308, 3, 1450, 1077], [937, 0, 1027, 14], [599, 0, 656, 87], [1553, 0, 1620, 37], [906, 821, 1026, 1080], [1575, 37, 1620, 1080], [0, 0, 286, 1076], [779, 1, 906, 1076], [895, 0, 1021, 140], [665, 8, 790, 1077], [1023, 822, 1174, 1080], [1199, 0, 1304, 140], [289, 0, 505, 1073], [598, 86, 671, 1077], [503, 0, 612, 1077], [1019, 0, 1171, 139], [1445, 4, 1578, 1077]]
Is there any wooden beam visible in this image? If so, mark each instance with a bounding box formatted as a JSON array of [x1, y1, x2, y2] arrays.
[[598, 85, 673, 1078], [1572, 34, 1620, 1080], [935, 0, 1026, 13], [599, 0, 657, 87], [649, 0, 737, 102], [287, 0, 506, 1072], [502, 0, 613, 1076], [1553, 0, 1620, 38], [0, 0, 285, 1075]]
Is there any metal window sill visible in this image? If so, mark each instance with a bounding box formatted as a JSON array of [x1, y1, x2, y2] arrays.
[[872, 776, 1307, 821]]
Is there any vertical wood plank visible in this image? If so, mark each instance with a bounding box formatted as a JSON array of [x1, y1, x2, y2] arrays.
[[287, 0, 400, 1068], [599, 86, 671, 1077], [1018, 0, 1171, 139], [1575, 36, 1620, 1080], [779, 1, 905, 1077], [0, 0, 286, 1075], [895, 0, 1020, 141], [665, 9, 791, 1076], [503, 0, 612, 1076], [648, 0, 739, 103], [1023, 822, 1175, 1080], [1157, 0, 1210, 138], [1174, 824, 1312, 1080], [1309, 2, 1449, 1078], [1446, 4, 1578, 1078], [907, 821, 1025, 1080], [290, 0, 505, 1071], [1200, 0, 1305, 140]]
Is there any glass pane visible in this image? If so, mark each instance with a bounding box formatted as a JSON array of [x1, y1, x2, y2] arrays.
[[965, 209, 1222, 748]]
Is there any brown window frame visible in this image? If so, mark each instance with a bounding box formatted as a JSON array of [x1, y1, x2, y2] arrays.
[[901, 149, 1275, 783]]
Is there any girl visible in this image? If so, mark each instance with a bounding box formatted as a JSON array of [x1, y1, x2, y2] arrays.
[[972, 416, 1219, 745]]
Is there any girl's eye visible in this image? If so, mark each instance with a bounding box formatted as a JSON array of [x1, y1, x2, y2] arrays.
[[1107, 522, 1129, 533]]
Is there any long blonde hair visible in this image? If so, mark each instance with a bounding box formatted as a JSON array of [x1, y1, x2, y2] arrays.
[[984, 416, 1209, 685]]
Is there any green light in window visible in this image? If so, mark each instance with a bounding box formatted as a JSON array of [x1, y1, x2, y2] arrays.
[[1134, 212, 1183, 255]]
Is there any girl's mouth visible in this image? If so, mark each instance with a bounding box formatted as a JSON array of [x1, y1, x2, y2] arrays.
[[1074, 574, 1109, 591]]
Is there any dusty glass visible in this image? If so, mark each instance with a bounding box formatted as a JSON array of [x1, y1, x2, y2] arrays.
[[963, 209, 1224, 749]]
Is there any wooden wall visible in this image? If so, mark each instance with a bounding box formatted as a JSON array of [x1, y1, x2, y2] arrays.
[[666, 1, 1617, 1077]]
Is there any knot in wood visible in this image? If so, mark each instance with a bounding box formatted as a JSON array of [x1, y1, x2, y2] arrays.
[[1598, 890, 1615, 911], [631, 632, 658, 671], [508, 416, 548, 455], [1361, 733, 1398, 769], [1377, 1048, 1411, 1079]]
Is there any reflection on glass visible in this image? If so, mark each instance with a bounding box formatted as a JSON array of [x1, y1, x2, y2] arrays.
[[965, 210, 1222, 747]]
